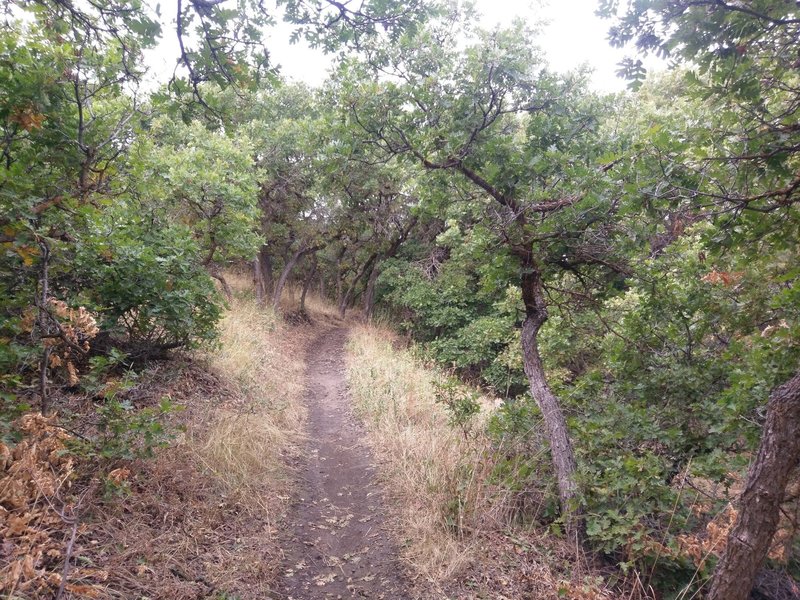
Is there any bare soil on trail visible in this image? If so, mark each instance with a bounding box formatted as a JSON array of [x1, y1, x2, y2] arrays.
[[272, 327, 421, 600]]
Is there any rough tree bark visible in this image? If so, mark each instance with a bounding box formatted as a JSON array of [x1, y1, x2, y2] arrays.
[[517, 251, 581, 542], [209, 266, 233, 301], [273, 243, 324, 310], [362, 214, 417, 320], [204, 236, 232, 301], [363, 262, 379, 319], [253, 257, 265, 306], [300, 257, 318, 314], [273, 247, 304, 310], [391, 120, 584, 537], [708, 369, 800, 600], [258, 245, 273, 297], [334, 246, 347, 310], [37, 239, 52, 415], [339, 253, 378, 318]]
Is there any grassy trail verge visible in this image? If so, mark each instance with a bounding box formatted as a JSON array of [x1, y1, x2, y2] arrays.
[[1, 281, 314, 599], [345, 323, 619, 600], [90, 291, 314, 599]]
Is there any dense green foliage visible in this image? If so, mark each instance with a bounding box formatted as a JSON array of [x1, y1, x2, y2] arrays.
[[1, 0, 798, 596], [332, 3, 799, 593]]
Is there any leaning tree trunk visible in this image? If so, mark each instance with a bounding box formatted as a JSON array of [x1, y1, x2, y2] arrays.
[[300, 258, 318, 314], [253, 257, 265, 306], [339, 253, 377, 318], [708, 370, 800, 600], [338, 282, 354, 318], [209, 265, 233, 301], [272, 248, 303, 310], [363, 262, 379, 320], [335, 252, 346, 311], [361, 214, 417, 320], [518, 257, 581, 542], [258, 246, 274, 297]]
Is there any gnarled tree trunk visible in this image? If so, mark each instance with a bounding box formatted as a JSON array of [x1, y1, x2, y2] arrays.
[[300, 257, 318, 314], [273, 248, 303, 310], [708, 370, 800, 600], [209, 265, 233, 301], [37, 239, 52, 414], [334, 246, 347, 309], [518, 251, 581, 542], [362, 214, 417, 320], [258, 246, 273, 297], [253, 257, 265, 306], [339, 253, 378, 318]]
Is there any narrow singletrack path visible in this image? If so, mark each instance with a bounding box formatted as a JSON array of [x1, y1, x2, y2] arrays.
[[273, 327, 413, 599]]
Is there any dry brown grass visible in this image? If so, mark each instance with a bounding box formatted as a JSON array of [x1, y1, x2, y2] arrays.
[[346, 323, 622, 599], [279, 284, 343, 322], [223, 269, 254, 295], [346, 325, 480, 581], [0, 283, 313, 599], [227, 267, 342, 323], [193, 294, 308, 515], [82, 291, 313, 599], [345, 326, 530, 577]]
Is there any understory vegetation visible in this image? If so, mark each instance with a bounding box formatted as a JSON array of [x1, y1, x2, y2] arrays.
[[1, 279, 311, 598], [1, 0, 798, 598], [347, 324, 615, 599]]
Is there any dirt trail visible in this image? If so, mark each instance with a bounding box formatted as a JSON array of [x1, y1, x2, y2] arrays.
[[273, 327, 415, 599]]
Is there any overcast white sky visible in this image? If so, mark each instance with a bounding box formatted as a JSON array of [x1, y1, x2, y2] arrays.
[[145, 0, 663, 93]]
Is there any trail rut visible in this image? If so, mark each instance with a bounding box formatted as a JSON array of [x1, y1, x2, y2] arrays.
[[273, 327, 416, 599]]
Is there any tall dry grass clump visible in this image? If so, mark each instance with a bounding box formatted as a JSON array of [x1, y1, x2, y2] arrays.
[[2, 266, 316, 599], [346, 324, 624, 598], [193, 293, 308, 516], [83, 282, 313, 599], [346, 324, 544, 582]]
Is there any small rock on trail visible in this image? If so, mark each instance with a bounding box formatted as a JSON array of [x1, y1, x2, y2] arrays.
[[273, 327, 419, 599]]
